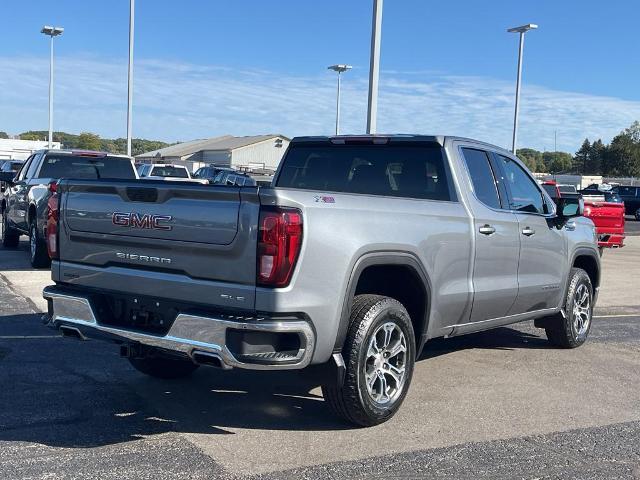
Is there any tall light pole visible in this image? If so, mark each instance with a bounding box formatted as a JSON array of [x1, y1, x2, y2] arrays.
[[366, 0, 383, 134], [41, 25, 64, 149], [328, 64, 352, 135], [508, 23, 537, 154], [126, 0, 135, 157]]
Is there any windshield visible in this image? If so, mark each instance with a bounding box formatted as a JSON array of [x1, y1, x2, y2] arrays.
[[150, 166, 189, 178], [38, 155, 136, 179]]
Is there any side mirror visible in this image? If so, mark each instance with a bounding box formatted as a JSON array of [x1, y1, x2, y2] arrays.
[[556, 196, 584, 218]]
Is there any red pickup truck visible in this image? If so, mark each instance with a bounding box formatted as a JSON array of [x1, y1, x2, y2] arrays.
[[542, 181, 625, 250]]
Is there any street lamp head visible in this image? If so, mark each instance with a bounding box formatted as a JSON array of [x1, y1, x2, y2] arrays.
[[507, 23, 538, 33], [328, 64, 352, 73], [41, 25, 64, 37]]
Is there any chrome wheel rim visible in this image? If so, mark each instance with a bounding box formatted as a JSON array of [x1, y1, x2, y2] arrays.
[[573, 283, 591, 337], [30, 225, 36, 259], [364, 322, 407, 406]]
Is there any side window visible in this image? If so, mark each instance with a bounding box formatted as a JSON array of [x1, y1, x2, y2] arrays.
[[17, 156, 34, 181], [26, 154, 42, 179], [460, 148, 501, 209], [498, 155, 545, 214]]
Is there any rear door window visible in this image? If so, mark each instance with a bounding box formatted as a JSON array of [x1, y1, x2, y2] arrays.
[[619, 186, 637, 197], [38, 155, 136, 179], [276, 143, 454, 201], [460, 148, 501, 209]]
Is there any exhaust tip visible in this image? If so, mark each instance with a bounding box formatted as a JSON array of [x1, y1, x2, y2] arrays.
[[60, 326, 85, 340], [192, 351, 228, 369]]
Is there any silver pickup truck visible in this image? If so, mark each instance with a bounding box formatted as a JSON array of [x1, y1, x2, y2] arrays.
[[43, 135, 600, 426]]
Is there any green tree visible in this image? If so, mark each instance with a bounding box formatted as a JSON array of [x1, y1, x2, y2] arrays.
[[588, 139, 605, 174], [516, 148, 544, 172], [573, 139, 590, 174], [544, 151, 573, 173], [0, 131, 9, 139], [76, 132, 101, 151]]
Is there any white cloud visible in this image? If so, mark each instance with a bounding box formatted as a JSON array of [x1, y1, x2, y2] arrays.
[[0, 55, 638, 153]]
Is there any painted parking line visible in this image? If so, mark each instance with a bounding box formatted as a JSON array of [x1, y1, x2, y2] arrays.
[[0, 335, 61, 339], [594, 314, 640, 318]]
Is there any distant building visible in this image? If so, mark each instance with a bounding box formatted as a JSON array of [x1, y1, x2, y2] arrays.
[[135, 134, 290, 172], [0, 139, 61, 161]]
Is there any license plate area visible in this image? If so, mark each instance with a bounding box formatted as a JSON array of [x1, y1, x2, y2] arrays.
[[91, 293, 179, 335]]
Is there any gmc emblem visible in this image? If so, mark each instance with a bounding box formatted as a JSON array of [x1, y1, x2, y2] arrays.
[[112, 212, 173, 231]]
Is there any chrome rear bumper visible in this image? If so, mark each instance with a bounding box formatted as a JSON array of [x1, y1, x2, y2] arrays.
[[43, 286, 315, 370]]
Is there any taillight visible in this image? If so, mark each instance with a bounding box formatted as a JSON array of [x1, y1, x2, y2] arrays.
[[46, 183, 60, 259], [257, 207, 303, 287]]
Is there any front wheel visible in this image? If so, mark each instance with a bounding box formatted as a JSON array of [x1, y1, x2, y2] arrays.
[[322, 294, 416, 427], [29, 221, 51, 268], [545, 268, 593, 348]]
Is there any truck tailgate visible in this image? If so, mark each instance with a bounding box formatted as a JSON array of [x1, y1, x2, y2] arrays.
[[55, 180, 259, 310]]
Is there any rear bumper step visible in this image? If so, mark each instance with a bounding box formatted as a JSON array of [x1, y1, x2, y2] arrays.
[[43, 286, 315, 371]]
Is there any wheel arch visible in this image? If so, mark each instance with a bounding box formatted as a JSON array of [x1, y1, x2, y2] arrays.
[[334, 252, 432, 356], [571, 248, 600, 290]]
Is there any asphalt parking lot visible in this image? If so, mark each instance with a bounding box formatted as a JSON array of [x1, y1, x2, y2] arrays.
[[1, 237, 639, 479]]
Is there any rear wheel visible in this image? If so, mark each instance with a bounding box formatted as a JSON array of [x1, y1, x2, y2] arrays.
[[1, 208, 19, 248], [635, 208, 640, 221], [128, 353, 200, 379], [29, 221, 50, 268], [322, 294, 416, 427], [545, 268, 593, 348]]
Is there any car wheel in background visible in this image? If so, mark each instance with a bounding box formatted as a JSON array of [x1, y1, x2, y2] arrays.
[[322, 294, 416, 427], [2, 209, 20, 248], [635, 208, 640, 221], [29, 221, 51, 268], [545, 268, 593, 348]]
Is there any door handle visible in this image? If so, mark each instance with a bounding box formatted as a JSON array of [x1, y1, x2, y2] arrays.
[[522, 227, 536, 236], [479, 224, 496, 235]]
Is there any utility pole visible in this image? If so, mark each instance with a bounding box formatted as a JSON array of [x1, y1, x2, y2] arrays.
[[366, 0, 383, 134], [126, 0, 135, 156]]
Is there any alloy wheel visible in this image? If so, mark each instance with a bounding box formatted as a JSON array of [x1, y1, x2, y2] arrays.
[[364, 321, 407, 405], [573, 283, 591, 337]]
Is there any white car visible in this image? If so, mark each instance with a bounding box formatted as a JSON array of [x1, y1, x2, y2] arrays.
[[137, 164, 206, 183]]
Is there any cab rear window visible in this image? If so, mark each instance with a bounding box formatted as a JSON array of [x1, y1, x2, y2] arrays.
[[276, 144, 454, 201], [39, 155, 136, 179]]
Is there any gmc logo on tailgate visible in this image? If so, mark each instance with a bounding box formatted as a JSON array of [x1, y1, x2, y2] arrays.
[[112, 212, 173, 231]]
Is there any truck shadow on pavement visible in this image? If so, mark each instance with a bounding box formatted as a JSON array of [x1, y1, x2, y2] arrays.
[[0, 312, 549, 449]]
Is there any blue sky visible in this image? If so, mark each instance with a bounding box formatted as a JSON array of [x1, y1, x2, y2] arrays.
[[1, 0, 638, 153]]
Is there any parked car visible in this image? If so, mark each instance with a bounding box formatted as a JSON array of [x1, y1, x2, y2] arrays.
[[543, 181, 624, 250], [212, 169, 257, 186], [193, 165, 234, 182], [0, 160, 24, 192], [0, 149, 137, 267], [138, 163, 192, 180], [616, 185, 640, 220], [44, 135, 599, 426]]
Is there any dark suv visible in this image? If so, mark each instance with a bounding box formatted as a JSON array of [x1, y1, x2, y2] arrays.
[[617, 186, 640, 219]]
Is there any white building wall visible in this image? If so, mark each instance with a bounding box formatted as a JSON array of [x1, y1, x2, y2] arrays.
[[231, 137, 290, 170], [0, 139, 61, 160]]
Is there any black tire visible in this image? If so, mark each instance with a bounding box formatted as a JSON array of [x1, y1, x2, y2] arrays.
[[635, 208, 640, 221], [1, 208, 19, 248], [29, 221, 51, 268], [128, 354, 200, 379], [545, 268, 593, 348], [322, 294, 416, 427]]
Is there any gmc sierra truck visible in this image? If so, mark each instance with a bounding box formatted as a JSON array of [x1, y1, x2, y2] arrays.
[[43, 135, 600, 426]]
